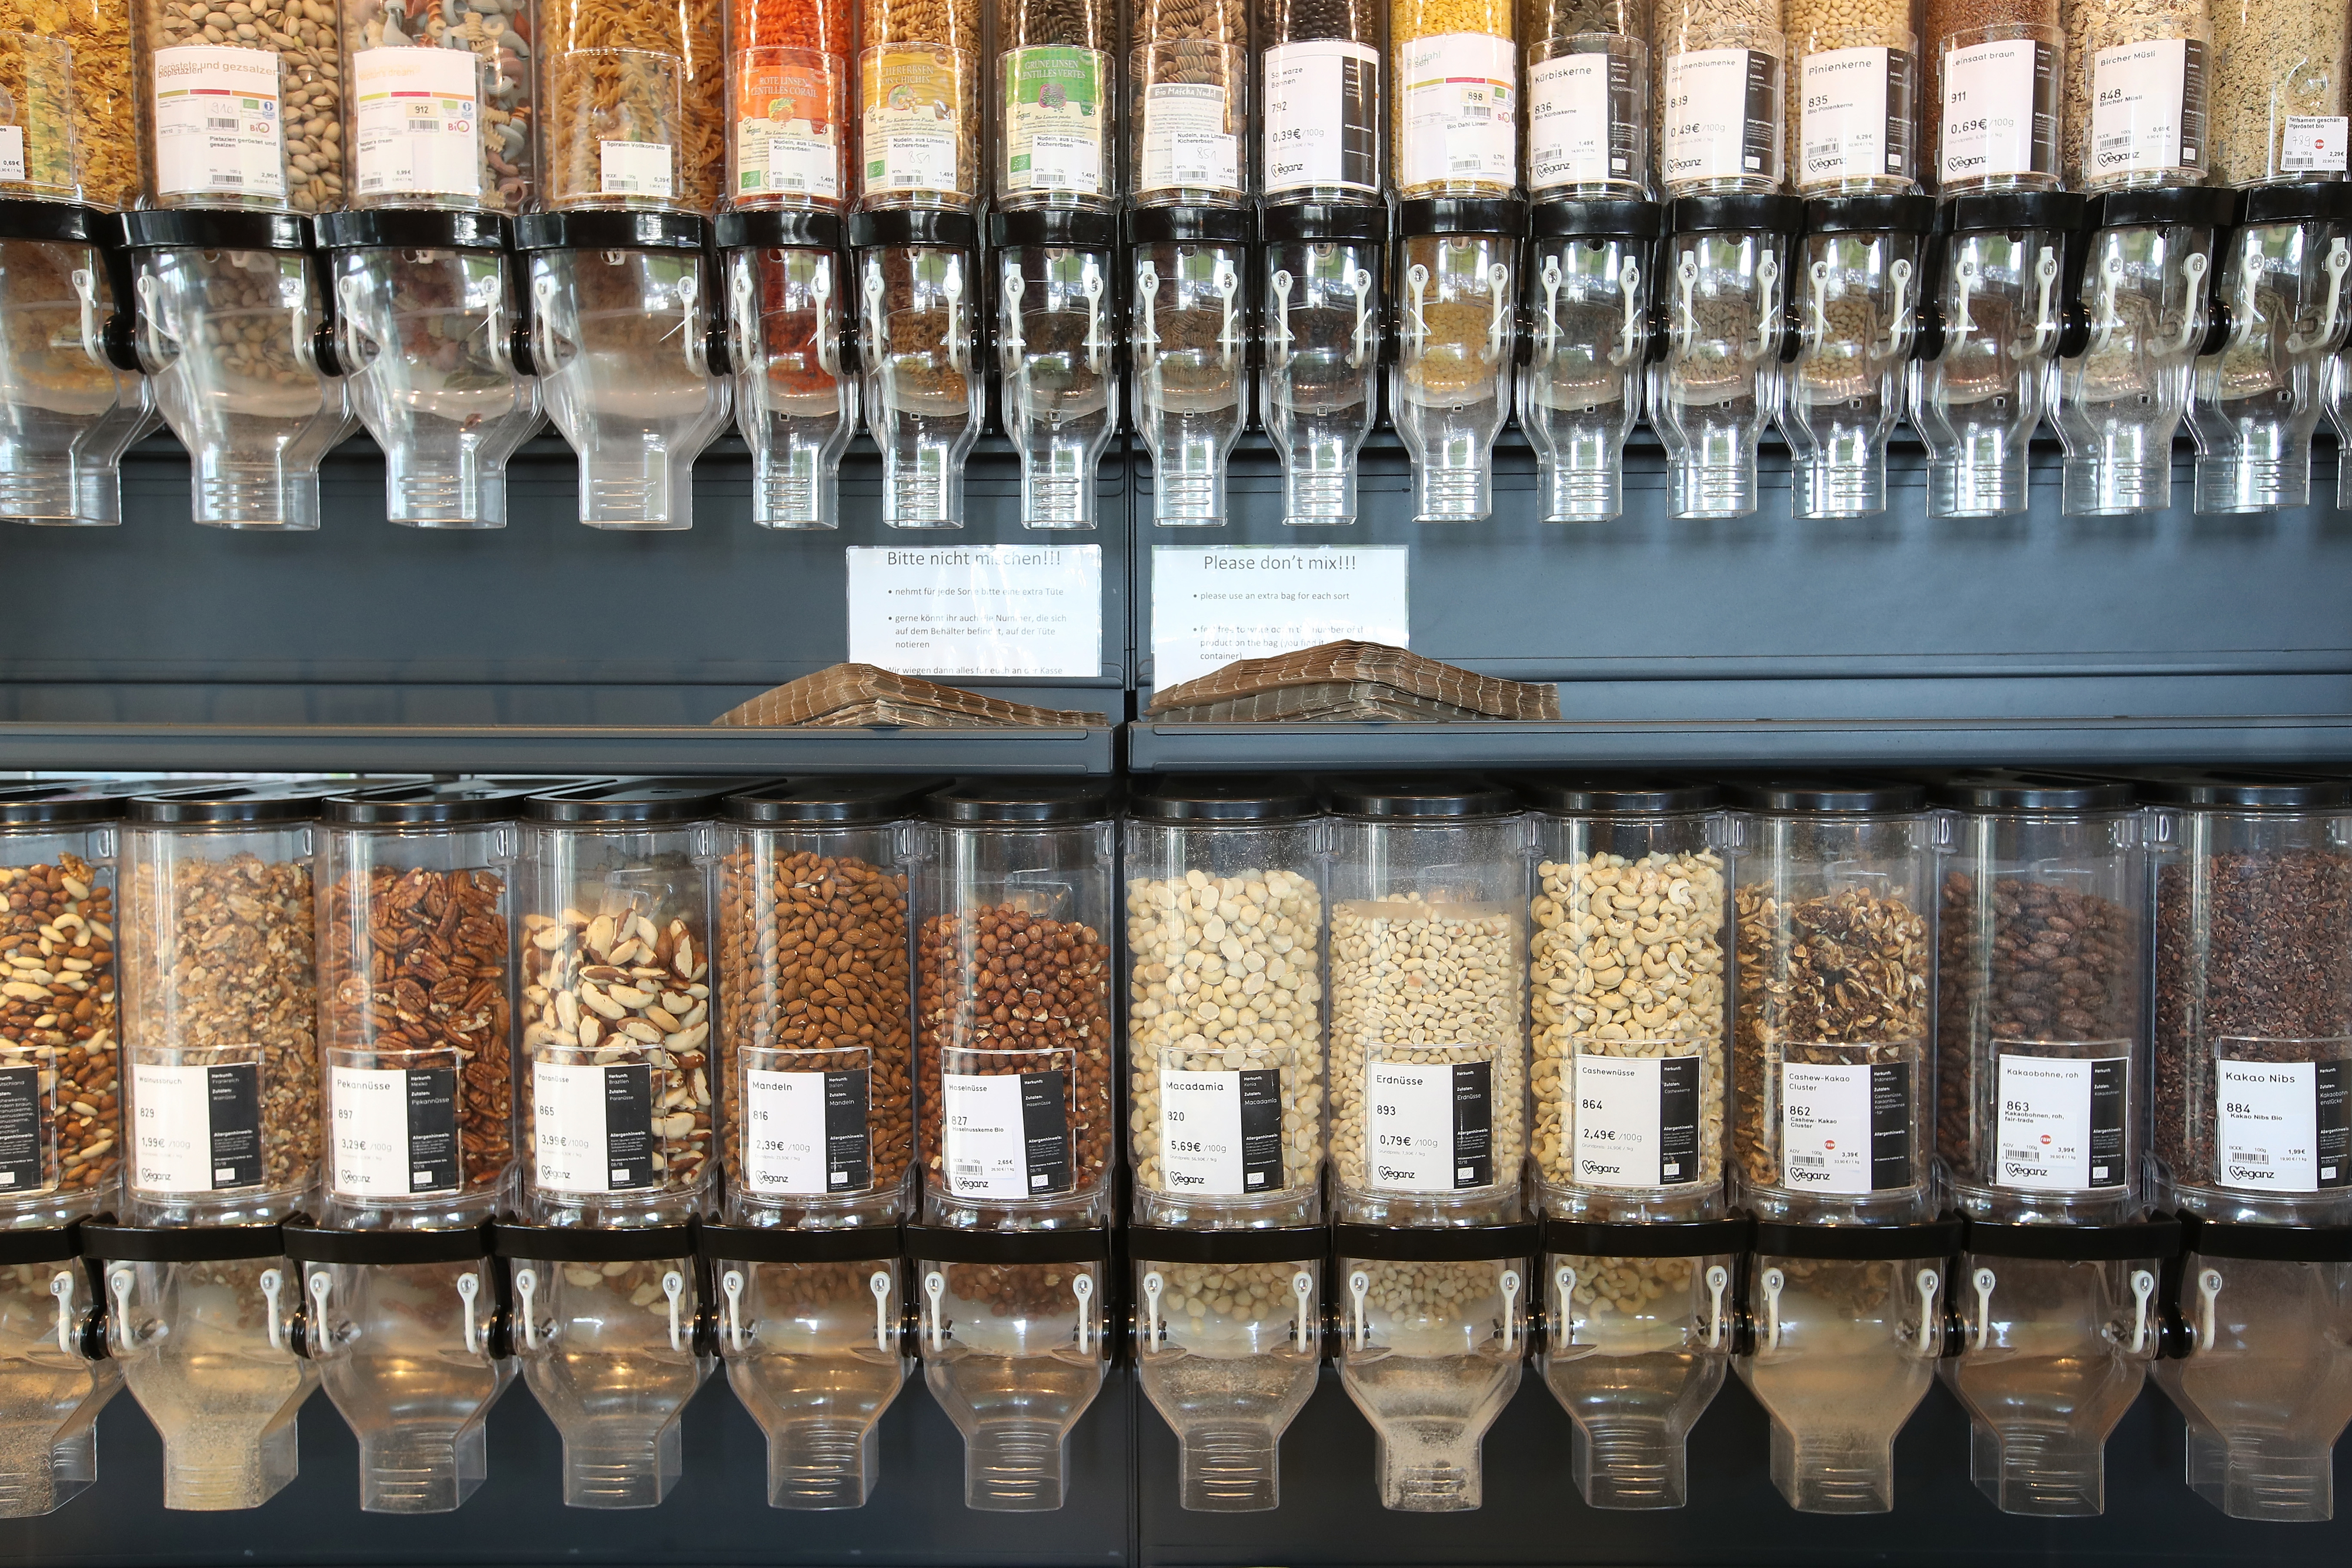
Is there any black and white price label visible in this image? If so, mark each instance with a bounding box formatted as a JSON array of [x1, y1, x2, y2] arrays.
[[1994, 1050, 2126, 1191], [743, 1067, 873, 1196], [1368, 1058, 1493, 1192], [1572, 1054, 1700, 1188], [533, 1061, 655, 1195], [0, 1065, 44, 1192], [133, 1060, 263, 1194], [1779, 1059, 1912, 1195], [331, 1064, 461, 1197], [2216, 1056, 2351, 1193], [2088, 38, 2204, 178], [942, 1070, 1072, 1199], [1158, 1066, 1284, 1196]]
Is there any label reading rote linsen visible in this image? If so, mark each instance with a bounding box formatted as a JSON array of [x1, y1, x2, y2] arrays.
[[133, 1060, 263, 1195], [2216, 1057, 2351, 1193], [152, 45, 286, 200], [1529, 50, 1639, 189], [533, 1060, 655, 1195], [1663, 47, 1778, 184], [941, 1070, 1072, 1199], [1799, 45, 1913, 184], [743, 1068, 872, 1195], [2089, 37, 2204, 177], [1368, 1058, 1492, 1191], [353, 46, 480, 198], [1779, 1059, 1911, 1194], [1397, 32, 1516, 188], [1262, 40, 1379, 193], [1572, 1054, 1700, 1187], [1939, 37, 2056, 183], [736, 55, 840, 198], [1994, 1049, 2126, 1191], [1158, 1066, 1284, 1196], [330, 1064, 461, 1197]]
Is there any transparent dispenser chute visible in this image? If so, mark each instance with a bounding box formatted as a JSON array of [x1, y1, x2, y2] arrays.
[[1129, 208, 1250, 527], [118, 210, 354, 530], [912, 1235, 1112, 1511], [514, 210, 733, 530], [1910, 192, 2079, 517], [1391, 199, 1521, 523], [0, 1240, 116, 1518], [90, 1225, 319, 1511], [2330, 343, 2352, 510], [0, 201, 155, 526], [1780, 195, 1932, 518], [716, 210, 858, 529], [2190, 182, 2352, 514], [1649, 195, 1802, 519], [853, 209, 983, 529], [311, 211, 540, 530], [1518, 200, 1658, 522], [1261, 203, 1385, 526], [992, 210, 1118, 530], [2050, 187, 2234, 516]]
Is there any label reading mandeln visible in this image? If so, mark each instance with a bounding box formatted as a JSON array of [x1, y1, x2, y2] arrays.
[[1994, 1049, 2126, 1191], [353, 46, 481, 198], [743, 1068, 871, 1195], [1780, 1059, 1910, 1194], [1261, 39, 1379, 193], [1940, 38, 2056, 183], [1800, 45, 1913, 183], [533, 1061, 654, 1194], [1572, 1054, 1700, 1187], [0, 1066, 41, 1191], [862, 46, 965, 196], [1663, 47, 1778, 184], [1001, 47, 1105, 196], [1158, 1066, 1284, 1195], [330, 1064, 461, 1196], [1139, 82, 1238, 193], [2089, 37, 2204, 178], [1368, 1059, 1492, 1191], [1398, 32, 1516, 188], [152, 45, 286, 199], [942, 1070, 1072, 1198], [2216, 1057, 2352, 1192], [133, 1061, 263, 1194], [1529, 51, 1638, 189]]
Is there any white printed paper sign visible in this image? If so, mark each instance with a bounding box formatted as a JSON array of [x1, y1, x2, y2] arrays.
[[353, 46, 481, 198], [1150, 545, 1409, 688], [1994, 1050, 2126, 1192], [2215, 1055, 2351, 1193], [1366, 1059, 1494, 1192], [152, 45, 286, 200], [846, 544, 1102, 679]]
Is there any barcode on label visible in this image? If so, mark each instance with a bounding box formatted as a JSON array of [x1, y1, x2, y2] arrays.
[[212, 173, 243, 185], [207, 116, 240, 130], [1791, 1152, 1825, 1166], [407, 117, 439, 132], [1451, 155, 1483, 170], [2237, 1151, 2271, 1165]]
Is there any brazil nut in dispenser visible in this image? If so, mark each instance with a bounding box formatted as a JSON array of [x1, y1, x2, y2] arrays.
[[1259, 202, 1385, 524], [856, 208, 983, 527], [717, 209, 858, 529], [1909, 190, 2078, 516], [1649, 193, 1800, 518], [994, 209, 1118, 529], [1391, 199, 1522, 522], [2189, 182, 2352, 513], [1778, 193, 1931, 517], [1519, 199, 1659, 520], [1130, 208, 1251, 527]]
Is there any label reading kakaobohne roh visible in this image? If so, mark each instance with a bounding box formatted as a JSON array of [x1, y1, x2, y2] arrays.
[[1397, 32, 1516, 188], [1663, 47, 1778, 185], [1140, 82, 1240, 192], [863, 46, 965, 196], [1529, 49, 1641, 189], [1799, 45, 1913, 184], [152, 45, 287, 200], [1994, 1048, 2126, 1192], [2215, 1055, 2352, 1193], [1368, 1058, 1493, 1191], [743, 1068, 872, 1195], [1158, 1066, 1284, 1195], [2284, 115, 2348, 173], [353, 46, 481, 199], [1572, 1054, 1700, 1187], [1779, 1059, 1910, 1194], [1001, 47, 1105, 196], [330, 1064, 461, 1197], [133, 1060, 263, 1194], [2089, 37, 2204, 178], [0, 1066, 42, 1191], [1262, 39, 1379, 193], [942, 1069, 1072, 1198], [533, 1060, 655, 1195], [1939, 36, 2057, 183], [736, 54, 841, 199]]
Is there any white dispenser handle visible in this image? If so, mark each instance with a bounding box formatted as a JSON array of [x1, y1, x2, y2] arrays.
[[1613, 259, 1644, 367], [2167, 250, 2210, 357], [1499, 1268, 1522, 1353], [1132, 261, 1159, 362], [1081, 258, 1108, 375], [723, 1268, 746, 1353], [1883, 257, 1914, 359], [2026, 246, 2060, 356], [1759, 1266, 1785, 1351], [1807, 257, 1832, 351], [2290, 236, 2351, 352], [1972, 1266, 1996, 1352], [1142, 1270, 1164, 1348], [307, 1269, 332, 1356], [261, 1268, 286, 1352], [2194, 1268, 2223, 1356], [1001, 263, 1027, 373], [133, 272, 182, 373], [811, 255, 838, 377], [2087, 252, 2127, 355], [1404, 263, 1429, 356], [1349, 266, 1376, 368], [1268, 268, 1294, 369], [1949, 255, 1980, 351], [1349, 1268, 1371, 1350], [530, 270, 573, 377], [2130, 1269, 2156, 1354], [1538, 253, 1562, 364], [871, 1269, 894, 1353], [2229, 231, 2260, 353], [107, 1267, 134, 1355], [1554, 1264, 1578, 1348], [1292, 1271, 1315, 1354], [924, 1269, 947, 1352], [457, 1271, 481, 1357], [1672, 250, 1699, 357], [662, 1270, 686, 1353], [1705, 1265, 1729, 1350], [49, 1269, 75, 1356], [1916, 1269, 1941, 1358], [1485, 262, 1511, 362], [1073, 1272, 1096, 1355], [514, 1265, 539, 1350], [1753, 249, 1782, 360], [863, 256, 888, 366], [942, 255, 967, 373], [70, 267, 103, 368], [729, 259, 761, 380], [1215, 254, 1241, 365]]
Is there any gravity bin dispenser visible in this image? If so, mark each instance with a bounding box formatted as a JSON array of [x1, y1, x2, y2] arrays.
[[992, 209, 1118, 530], [1649, 195, 1800, 519], [2189, 181, 2352, 514], [1909, 192, 2080, 517], [1129, 207, 1251, 527], [311, 210, 539, 529], [0, 200, 155, 526], [1778, 194, 1932, 518], [513, 210, 733, 530], [2050, 186, 2234, 515], [1518, 200, 1658, 522], [853, 209, 983, 529], [0, 1228, 112, 1518], [716, 209, 859, 530], [1259, 203, 1384, 526], [1391, 199, 1521, 522]]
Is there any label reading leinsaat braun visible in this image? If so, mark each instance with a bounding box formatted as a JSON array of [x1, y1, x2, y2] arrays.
[[1368, 1059, 1492, 1191], [942, 1070, 1071, 1198], [330, 1065, 461, 1197], [2089, 37, 2204, 177], [0, 1066, 43, 1191], [1994, 1049, 2126, 1191], [2284, 115, 2348, 172], [1158, 1066, 1284, 1195], [1398, 32, 1516, 188], [152, 45, 286, 200], [1529, 51, 1639, 189], [1001, 47, 1105, 196], [2216, 1057, 2352, 1193], [533, 1061, 655, 1195], [1663, 47, 1778, 185], [743, 1068, 872, 1196], [1780, 1059, 1910, 1194], [599, 139, 674, 198], [1573, 1054, 1700, 1188], [1939, 37, 2057, 182], [133, 1061, 263, 1193], [353, 46, 481, 198], [1799, 45, 1913, 184], [1262, 40, 1379, 193]]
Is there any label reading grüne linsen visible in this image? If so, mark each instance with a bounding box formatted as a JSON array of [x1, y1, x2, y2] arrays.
[[1001, 48, 1105, 196], [153, 45, 287, 200], [1262, 40, 1379, 194], [1397, 33, 1516, 189], [1663, 47, 1778, 185], [2089, 37, 2204, 178]]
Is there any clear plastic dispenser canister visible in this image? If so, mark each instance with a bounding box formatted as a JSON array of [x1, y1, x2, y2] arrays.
[[0, 202, 154, 526], [854, 208, 983, 528], [1910, 190, 2080, 517], [2332, 346, 2352, 509], [514, 210, 731, 530], [1930, 769, 2163, 1517], [1392, 199, 1523, 522], [1650, 194, 1801, 518], [2050, 185, 2233, 515], [710, 778, 927, 1509], [2134, 769, 2352, 1522], [716, 209, 858, 529], [117, 210, 353, 530], [313, 210, 539, 529], [1726, 780, 1939, 1514], [1130, 207, 1252, 527], [1780, 193, 1932, 517], [991, 209, 1118, 530], [0, 1229, 113, 1519], [1261, 202, 1386, 526], [1520, 200, 1659, 520], [2190, 182, 2352, 514], [1520, 778, 1733, 1509]]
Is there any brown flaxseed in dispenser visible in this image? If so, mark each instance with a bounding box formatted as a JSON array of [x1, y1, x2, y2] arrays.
[[1393, 0, 1519, 196], [0, 0, 138, 208], [1130, 0, 1251, 204], [2059, 0, 2207, 189], [860, 0, 982, 206], [536, 0, 723, 210], [141, 0, 347, 212], [0, 804, 121, 1220], [1785, 0, 1920, 192], [2206, 0, 2347, 185], [1922, 0, 2058, 190]]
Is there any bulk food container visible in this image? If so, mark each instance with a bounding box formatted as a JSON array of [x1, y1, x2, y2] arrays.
[[719, 209, 860, 528], [2204, 0, 2342, 189], [138, 0, 346, 213], [994, 208, 1118, 529], [1648, 193, 1800, 517], [1923, 0, 2059, 190], [1652, 0, 1783, 195], [994, 0, 1115, 210], [1260, 0, 1382, 203], [727, 0, 851, 208], [1131, 0, 1250, 208], [534, 0, 721, 212], [1392, 199, 1521, 521], [858, 0, 982, 208], [0, 1228, 113, 1517], [342, 0, 534, 211], [1785, 0, 1918, 195], [2058, 0, 2206, 192], [1392, 0, 1516, 199], [1523, 0, 1651, 198], [1518, 200, 1657, 520], [1131, 208, 1252, 527], [856, 209, 984, 526], [1260, 202, 1385, 524]]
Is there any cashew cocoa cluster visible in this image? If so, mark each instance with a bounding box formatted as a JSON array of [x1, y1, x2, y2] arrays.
[[148, 0, 346, 212], [0, 852, 118, 1199]]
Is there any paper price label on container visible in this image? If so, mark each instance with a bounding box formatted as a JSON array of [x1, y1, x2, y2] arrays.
[[0, 1066, 45, 1193], [1262, 39, 1380, 194], [846, 544, 1101, 680], [152, 45, 288, 200], [2214, 1051, 2352, 1193], [736, 53, 841, 199], [1398, 32, 1516, 189], [1799, 46, 1913, 184], [353, 46, 482, 199], [1001, 47, 1105, 196], [132, 1058, 264, 1195], [2284, 115, 2348, 173], [1663, 47, 1779, 185], [1939, 37, 2054, 183], [1368, 1058, 1493, 1192], [1993, 1048, 2126, 1192], [533, 1061, 656, 1195], [599, 139, 675, 198], [1529, 52, 1637, 189], [861, 45, 966, 198], [743, 1068, 871, 1196], [1779, 1058, 1911, 1195], [2088, 38, 2204, 178], [941, 1070, 1071, 1198], [0, 126, 25, 185], [1150, 546, 1409, 689], [1158, 1066, 1285, 1196], [1140, 83, 1239, 194], [330, 1064, 462, 1197], [1572, 1054, 1700, 1188]]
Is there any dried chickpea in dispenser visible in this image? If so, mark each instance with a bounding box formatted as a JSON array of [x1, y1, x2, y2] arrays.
[[141, 0, 348, 212], [1394, 0, 1519, 197], [729, 0, 851, 208], [859, 0, 982, 207], [0, 0, 138, 208], [342, 0, 536, 210], [536, 0, 725, 210]]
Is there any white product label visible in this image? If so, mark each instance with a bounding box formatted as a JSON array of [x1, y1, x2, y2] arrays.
[[1150, 545, 1411, 688], [743, 1068, 873, 1195], [1572, 1054, 1703, 1188], [1140, 82, 1238, 193], [1779, 1059, 1912, 1195], [152, 45, 286, 200], [1027, 132, 1102, 191], [1262, 39, 1380, 193], [330, 1065, 463, 1197], [1940, 38, 2039, 182], [1663, 46, 1776, 183], [940, 1070, 1072, 1199], [2215, 1057, 2350, 1193], [1529, 54, 1613, 188], [1367, 1058, 1494, 1192], [2283, 115, 2348, 172], [353, 46, 481, 198], [0, 126, 24, 183], [869, 125, 957, 192], [1799, 45, 1895, 182], [766, 132, 841, 196], [844, 544, 1103, 680], [2089, 38, 2202, 177], [132, 1059, 265, 1195], [1158, 1066, 1285, 1196], [532, 1060, 657, 1195], [1994, 1051, 2127, 1192], [599, 139, 674, 198], [1398, 32, 1516, 188]]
